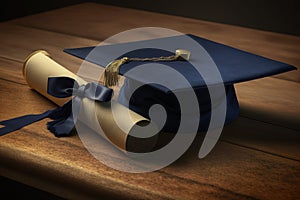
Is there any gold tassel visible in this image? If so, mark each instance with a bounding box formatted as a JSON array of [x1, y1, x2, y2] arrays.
[[102, 57, 128, 87], [101, 49, 190, 87]]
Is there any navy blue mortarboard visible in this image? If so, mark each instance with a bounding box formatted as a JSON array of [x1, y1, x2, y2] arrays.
[[64, 34, 296, 133]]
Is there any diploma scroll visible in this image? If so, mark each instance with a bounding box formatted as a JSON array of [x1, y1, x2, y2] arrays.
[[23, 50, 158, 153]]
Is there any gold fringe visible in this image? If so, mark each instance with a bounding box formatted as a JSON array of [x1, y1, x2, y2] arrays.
[[102, 57, 128, 87], [102, 49, 190, 87]]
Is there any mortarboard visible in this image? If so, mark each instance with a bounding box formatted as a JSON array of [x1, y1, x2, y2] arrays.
[[64, 34, 296, 133]]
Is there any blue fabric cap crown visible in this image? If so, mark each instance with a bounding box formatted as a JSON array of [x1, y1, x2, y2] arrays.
[[64, 34, 296, 132]]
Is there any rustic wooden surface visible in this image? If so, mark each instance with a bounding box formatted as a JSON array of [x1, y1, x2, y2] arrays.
[[0, 3, 299, 199]]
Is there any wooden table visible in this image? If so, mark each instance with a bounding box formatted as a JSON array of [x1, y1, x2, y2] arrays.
[[0, 3, 299, 199]]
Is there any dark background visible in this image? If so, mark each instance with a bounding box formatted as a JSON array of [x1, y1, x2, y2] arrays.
[[1, 0, 299, 36], [0, 0, 299, 198]]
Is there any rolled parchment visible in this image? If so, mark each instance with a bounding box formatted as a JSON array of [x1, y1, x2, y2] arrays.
[[23, 50, 158, 153]]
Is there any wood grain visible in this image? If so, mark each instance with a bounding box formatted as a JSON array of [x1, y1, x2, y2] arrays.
[[1, 38, 299, 128], [10, 3, 300, 82], [0, 58, 26, 85], [0, 24, 299, 130], [236, 78, 300, 130], [0, 62, 299, 159], [1, 62, 299, 199], [1, 3, 300, 200], [0, 24, 97, 71], [0, 43, 299, 156]]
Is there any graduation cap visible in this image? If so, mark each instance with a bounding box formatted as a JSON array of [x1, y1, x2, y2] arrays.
[[64, 34, 296, 133]]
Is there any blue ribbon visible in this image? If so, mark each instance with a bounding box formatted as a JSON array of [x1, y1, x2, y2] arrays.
[[0, 77, 113, 137]]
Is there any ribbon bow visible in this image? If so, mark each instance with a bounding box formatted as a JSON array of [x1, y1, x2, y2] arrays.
[[0, 77, 113, 137]]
